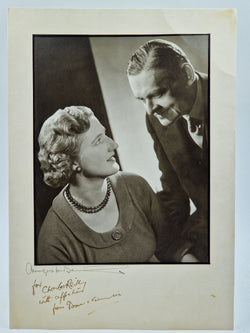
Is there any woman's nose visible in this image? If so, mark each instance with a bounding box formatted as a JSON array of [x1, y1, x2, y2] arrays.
[[112, 140, 119, 150], [108, 137, 119, 151]]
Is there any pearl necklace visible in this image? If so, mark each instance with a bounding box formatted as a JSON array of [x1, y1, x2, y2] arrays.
[[64, 178, 112, 214]]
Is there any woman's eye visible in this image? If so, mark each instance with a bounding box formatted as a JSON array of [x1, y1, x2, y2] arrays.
[[95, 137, 102, 145]]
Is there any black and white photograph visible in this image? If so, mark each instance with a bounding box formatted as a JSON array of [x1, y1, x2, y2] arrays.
[[8, 8, 237, 330], [34, 35, 210, 265]]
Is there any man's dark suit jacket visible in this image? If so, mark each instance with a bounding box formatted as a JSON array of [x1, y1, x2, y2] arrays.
[[146, 72, 209, 262]]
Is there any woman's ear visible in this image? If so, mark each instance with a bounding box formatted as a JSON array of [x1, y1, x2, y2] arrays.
[[181, 62, 195, 86]]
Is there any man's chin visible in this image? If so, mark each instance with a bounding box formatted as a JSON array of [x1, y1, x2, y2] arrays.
[[154, 110, 180, 127], [154, 114, 174, 127]]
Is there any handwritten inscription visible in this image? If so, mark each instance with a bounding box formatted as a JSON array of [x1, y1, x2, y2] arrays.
[[31, 278, 121, 315], [26, 262, 126, 276]]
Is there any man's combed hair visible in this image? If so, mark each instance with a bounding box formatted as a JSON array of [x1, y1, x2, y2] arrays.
[[127, 39, 191, 80], [38, 106, 93, 188]]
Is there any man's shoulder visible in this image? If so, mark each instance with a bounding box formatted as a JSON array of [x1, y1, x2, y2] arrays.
[[197, 71, 208, 80], [196, 72, 209, 116], [196, 72, 208, 88]]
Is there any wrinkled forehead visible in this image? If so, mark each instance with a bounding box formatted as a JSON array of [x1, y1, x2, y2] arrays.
[[128, 68, 172, 96]]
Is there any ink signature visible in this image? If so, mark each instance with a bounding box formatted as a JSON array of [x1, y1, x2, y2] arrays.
[[31, 278, 122, 316]]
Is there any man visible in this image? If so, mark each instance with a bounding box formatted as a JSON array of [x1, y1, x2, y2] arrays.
[[127, 39, 209, 262]]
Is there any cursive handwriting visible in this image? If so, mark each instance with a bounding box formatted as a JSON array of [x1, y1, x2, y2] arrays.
[[31, 278, 122, 316], [26, 262, 127, 276], [32, 278, 86, 296], [52, 303, 64, 316], [26, 263, 54, 276], [91, 293, 122, 302], [42, 278, 85, 294]]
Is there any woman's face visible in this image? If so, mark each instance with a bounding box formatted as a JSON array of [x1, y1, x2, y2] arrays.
[[75, 116, 120, 178]]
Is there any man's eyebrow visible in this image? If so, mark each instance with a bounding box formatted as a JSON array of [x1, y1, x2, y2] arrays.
[[136, 88, 165, 100], [149, 88, 166, 96]]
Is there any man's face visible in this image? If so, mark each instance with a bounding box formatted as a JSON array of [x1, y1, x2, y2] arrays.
[[128, 67, 190, 126]]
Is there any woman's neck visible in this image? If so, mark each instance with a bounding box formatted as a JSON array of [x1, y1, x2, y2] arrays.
[[69, 175, 108, 207]]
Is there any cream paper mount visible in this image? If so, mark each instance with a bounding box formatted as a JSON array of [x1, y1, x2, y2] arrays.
[[9, 9, 236, 330]]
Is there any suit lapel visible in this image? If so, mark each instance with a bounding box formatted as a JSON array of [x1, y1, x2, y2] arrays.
[[148, 72, 209, 171], [148, 115, 192, 174]]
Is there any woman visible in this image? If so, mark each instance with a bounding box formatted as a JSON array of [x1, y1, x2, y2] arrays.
[[37, 106, 182, 264]]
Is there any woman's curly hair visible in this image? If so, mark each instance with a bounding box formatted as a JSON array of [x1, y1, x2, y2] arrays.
[[38, 106, 93, 188]]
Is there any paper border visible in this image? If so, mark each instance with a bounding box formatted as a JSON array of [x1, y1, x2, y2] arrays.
[[9, 8, 236, 330]]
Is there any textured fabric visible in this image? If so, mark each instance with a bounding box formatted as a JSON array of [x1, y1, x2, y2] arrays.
[[146, 72, 209, 262], [38, 172, 173, 264]]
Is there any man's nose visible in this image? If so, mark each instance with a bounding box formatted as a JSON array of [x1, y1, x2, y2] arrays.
[[145, 99, 156, 115]]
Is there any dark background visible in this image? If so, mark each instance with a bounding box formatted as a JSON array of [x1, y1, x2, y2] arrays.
[[33, 36, 120, 261]]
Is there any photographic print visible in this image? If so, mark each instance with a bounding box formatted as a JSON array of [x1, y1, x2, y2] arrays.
[[9, 9, 235, 330], [33, 34, 210, 266]]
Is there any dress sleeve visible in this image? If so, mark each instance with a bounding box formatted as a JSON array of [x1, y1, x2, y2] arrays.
[[37, 209, 87, 265], [37, 221, 73, 264], [37, 241, 73, 265]]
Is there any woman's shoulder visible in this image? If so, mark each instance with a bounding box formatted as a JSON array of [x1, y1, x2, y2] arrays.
[[38, 206, 62, 240], [39, 190, 67, 237], [110, 171, 152, 192], [111, 171, 148, 184]]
